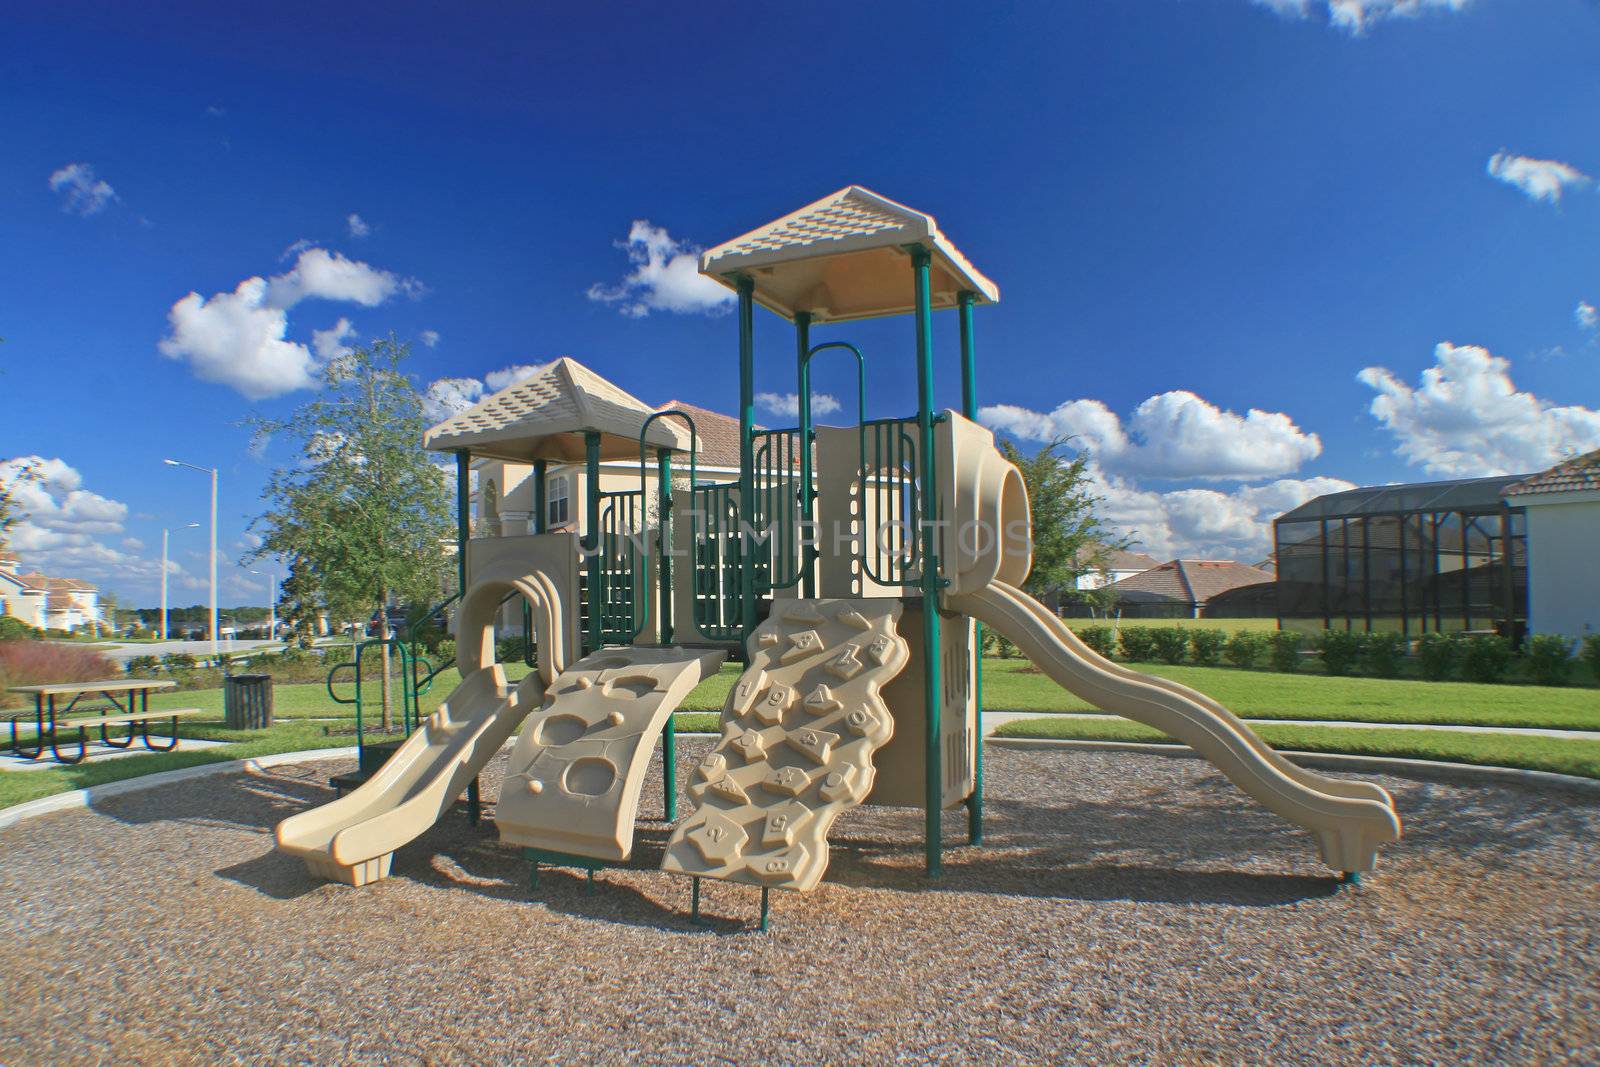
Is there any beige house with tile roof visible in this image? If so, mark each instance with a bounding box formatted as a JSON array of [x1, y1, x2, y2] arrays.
[[1108, 559, 1276, 619], [1504, 449, 1600, 640], [0, 552, 100, 632]]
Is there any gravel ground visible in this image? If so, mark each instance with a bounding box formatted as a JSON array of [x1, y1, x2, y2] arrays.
[[2, 744, 1596, 1065]]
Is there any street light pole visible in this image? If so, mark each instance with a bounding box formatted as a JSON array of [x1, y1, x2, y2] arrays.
[[160, 522, 200, 641], [164, 459, 219, 657], [249, 568, 277, 642]]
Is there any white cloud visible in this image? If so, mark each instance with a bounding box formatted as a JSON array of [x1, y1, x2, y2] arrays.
[[756, 392, 842, 419], [980, 389, 1322, 481], [48, 162, 118, 216], [346, 213, 371, 238], [159, 278, 319, 399], [420, 329, 441, 348], [1095, 469, 1356, 562], [158, 248, 423, 400], [1577, 302, 1598, 331], [1486, 152, 1593, 204], [422, 378, 486, 423], [587, 221, 736, 318], [1252, 0, 1469, 33], [421, 362, 556, 424], [484, 362, 554, 391], [1358, 342, 1600, 476], [312, 317, 357, 362], [263, 247, 421, 309], [0, 457, 166, 586]]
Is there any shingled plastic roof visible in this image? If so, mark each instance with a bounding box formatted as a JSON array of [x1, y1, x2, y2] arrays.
[[423, 357, 693, 463], [698, 186, 999, 323]]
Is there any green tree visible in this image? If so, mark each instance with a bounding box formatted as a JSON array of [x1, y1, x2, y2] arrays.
[[247, 336, 453, 727], [998, 437, 1127, 604], [0, 458, 39, 552]]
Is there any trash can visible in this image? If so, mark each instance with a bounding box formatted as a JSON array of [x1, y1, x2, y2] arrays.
[[223, 674, 274, 730]]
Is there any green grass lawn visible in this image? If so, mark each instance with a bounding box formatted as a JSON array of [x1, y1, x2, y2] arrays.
[[0, 718, 356, 811], [994, 715, 1600, 780], [139, 655, 1598, 732], [975, 657, 1600, 730], [6, 647, 1595, 811]]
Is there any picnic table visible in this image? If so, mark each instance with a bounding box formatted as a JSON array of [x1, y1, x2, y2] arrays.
[[6, 679, 206, 765]]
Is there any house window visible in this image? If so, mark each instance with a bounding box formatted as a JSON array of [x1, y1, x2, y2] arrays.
[[547, 474, 570, 528]]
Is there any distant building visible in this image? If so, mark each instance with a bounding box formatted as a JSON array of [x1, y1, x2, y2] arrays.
[[1104, 559, 1276, 619], [0, 551, 101, 632], [1504, 449, 1600, 641], [1273, 469, 1539, 641], [1073, 548, 1161, 591]]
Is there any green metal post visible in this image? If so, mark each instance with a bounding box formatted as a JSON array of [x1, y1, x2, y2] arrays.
[[585, 431, 602, 655], [657, 450, 674, 645], [736, 276, 758, 644], [533, 458, 548, 535], [455, 451, 471, 592], [912, 248, 943, 878], [795, 310, 814, 598], [959, 290, 984, 846], [659, 447, 676, 821]]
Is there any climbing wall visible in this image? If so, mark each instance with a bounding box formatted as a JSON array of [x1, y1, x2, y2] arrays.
[[660, 600, 910, 892], [496, 646, 725, 861]]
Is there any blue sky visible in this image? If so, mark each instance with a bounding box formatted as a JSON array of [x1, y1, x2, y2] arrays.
[[3, 0, 1598, 607]]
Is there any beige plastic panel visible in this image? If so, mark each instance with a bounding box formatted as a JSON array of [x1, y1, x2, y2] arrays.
[[660, 599, 910, 892], [496, 646, 725, 860], [869, 607, 977, 809]]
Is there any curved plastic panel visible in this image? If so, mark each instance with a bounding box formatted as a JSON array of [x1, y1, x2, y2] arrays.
[[496, 646, 726, 860]]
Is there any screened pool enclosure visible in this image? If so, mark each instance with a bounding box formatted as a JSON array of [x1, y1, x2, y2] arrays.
[[1274, 474, 1530, 643]]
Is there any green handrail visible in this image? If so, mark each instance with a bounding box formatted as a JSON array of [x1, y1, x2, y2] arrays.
[[798, 341, 869, 594], [324, 638, 424, 754], [638, 410, 699, 646]]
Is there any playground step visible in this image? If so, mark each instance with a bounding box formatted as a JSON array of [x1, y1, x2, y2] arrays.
[[660, 599, 910, 893]]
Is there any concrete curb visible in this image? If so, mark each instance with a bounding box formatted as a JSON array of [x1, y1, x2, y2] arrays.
[[987, 736, 1600, 795], [0, 747, 359, 831]]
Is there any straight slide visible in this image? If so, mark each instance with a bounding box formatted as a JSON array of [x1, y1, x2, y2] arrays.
[[276, 665, 542, 886], [950, 580, 1401, 873]]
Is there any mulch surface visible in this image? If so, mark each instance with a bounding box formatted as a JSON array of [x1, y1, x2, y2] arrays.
[[2, 744, 1596, 1065]]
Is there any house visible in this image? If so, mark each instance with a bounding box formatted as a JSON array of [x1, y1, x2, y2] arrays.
[[0, 550, 48, 629], [1106, 559, 1277, 619], [0, 552, 101, 632], [1504, 449, 1600, 641], [1074, 547, 1161, 591]]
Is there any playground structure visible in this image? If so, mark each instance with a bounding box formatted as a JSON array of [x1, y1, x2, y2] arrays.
[[276, 187, 1401, 913]]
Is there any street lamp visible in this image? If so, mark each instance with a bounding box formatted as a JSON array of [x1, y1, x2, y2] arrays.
[[164, 458, 218, 657], [248, 568, 277, 643], [161, 522, 201, 641]]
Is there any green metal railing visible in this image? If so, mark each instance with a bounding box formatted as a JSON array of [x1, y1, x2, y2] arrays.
[[690, 482, 746, 640], [752, 427, 805, 591], [326, 638, 432, 751], [593, 488, 647, 645], [860, 416, 922, 587]]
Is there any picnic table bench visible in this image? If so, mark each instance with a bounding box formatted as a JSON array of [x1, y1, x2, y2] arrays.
[[6, 679, 207, 765]]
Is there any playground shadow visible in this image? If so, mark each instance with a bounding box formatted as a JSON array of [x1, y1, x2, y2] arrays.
[[819, 795, 1346, 906], [91, 761, 347, 834]]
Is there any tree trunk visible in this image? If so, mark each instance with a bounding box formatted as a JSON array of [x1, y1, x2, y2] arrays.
[[378, 589, 394, 731]]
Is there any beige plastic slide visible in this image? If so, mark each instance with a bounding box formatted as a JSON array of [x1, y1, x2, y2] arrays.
[[934, 410, 1401, 874], [276, 666, 544, 885], [278, 568, 570, 886], [950, 581, 1401, 872]]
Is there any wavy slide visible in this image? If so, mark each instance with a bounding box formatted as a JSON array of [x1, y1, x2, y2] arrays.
[[276, 665, 545, 885], [949, 580, 1401, 873]]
